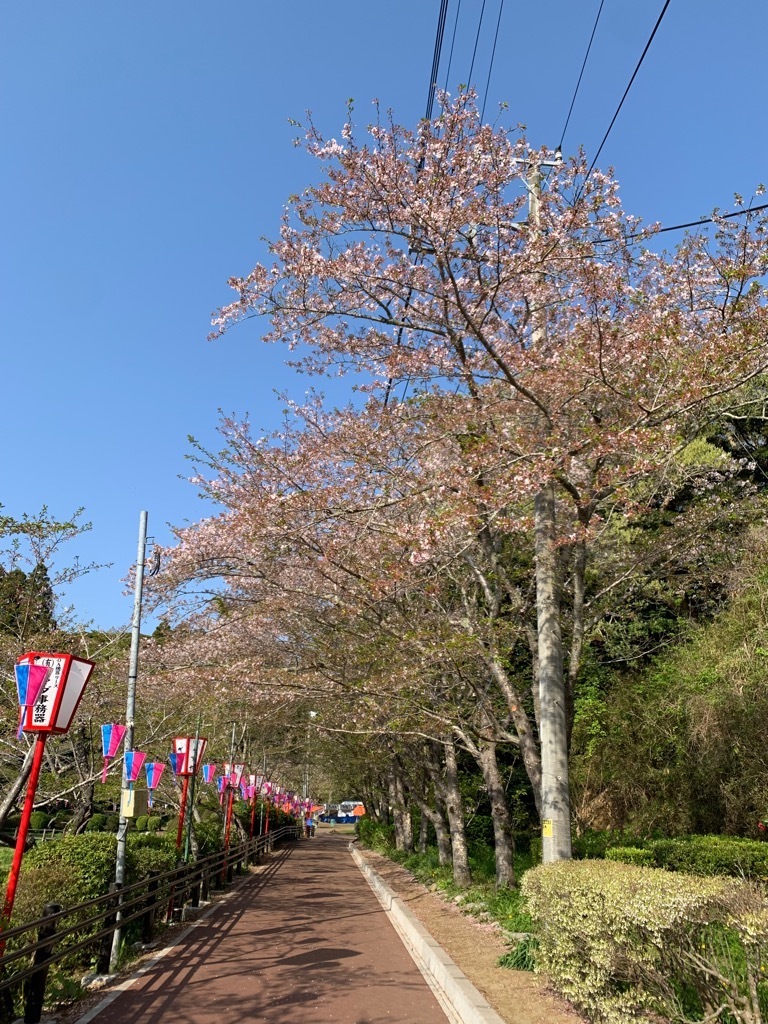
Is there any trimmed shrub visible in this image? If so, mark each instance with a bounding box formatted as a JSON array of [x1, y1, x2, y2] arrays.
[[648, 834, 768, 879], [14, 834, 117, 923], [605, 846, 655, 867], [84, 813, 108, 833], [146, 815, 162, 832], [126, 834, 178, 880], [29, 811, 52, 831], [522, 859, 768, 1024], [134, 815, 149, 833], [105, 815, 120, 833]]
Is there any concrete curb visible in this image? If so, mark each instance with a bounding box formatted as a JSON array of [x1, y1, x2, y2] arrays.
[[350, 844, 507, 1024]]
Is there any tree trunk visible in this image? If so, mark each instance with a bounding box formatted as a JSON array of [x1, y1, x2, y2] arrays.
[[417, 799, 451, 866], [478, 739, 516, 888], [535, 481, 572, 862], [0, 744, 35, 831], [70, 781, 95, 834], [418, 810, 428, 854], [438, 737, 471, 887]]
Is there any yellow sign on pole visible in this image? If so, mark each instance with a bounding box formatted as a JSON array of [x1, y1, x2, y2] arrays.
[[542, 819, 553, 838]]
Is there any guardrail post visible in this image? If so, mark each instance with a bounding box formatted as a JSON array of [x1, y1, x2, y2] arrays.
[[96, 883, 121, 975], [141, 873, 160, 944], [23, 902, 62, 1024], [201, 864, 210, 902]]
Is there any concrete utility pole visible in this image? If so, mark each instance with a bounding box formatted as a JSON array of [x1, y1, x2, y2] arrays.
[[110, 510, 149, 971], [528, 160, 572, 863]]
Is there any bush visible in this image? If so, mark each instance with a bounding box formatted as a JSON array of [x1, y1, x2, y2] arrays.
[[146, 815, 162, 832], [29, 810, 52, 831], [192, 816, 222, 854], [14, 834, 117, 922], [84, 813, 108, 833], [522, 859, 768, 1024], [605, 846, 655, 867], [356, 816, 396, 852], [105, 815, 120, 833], [648, 834, 768, 878], [126, 834, 178, 880], [134, 815, 149, 833]]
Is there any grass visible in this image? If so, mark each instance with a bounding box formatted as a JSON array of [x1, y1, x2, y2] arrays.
[[380, 844, 535, 935], [0, 847, 12, 882]]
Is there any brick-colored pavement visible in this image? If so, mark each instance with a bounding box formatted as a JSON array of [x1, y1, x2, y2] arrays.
[[82, 833, 449, 1024]]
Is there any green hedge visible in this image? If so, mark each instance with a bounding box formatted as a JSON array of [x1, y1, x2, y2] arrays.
[[84, 813, 108, 832], [648, 835, 768, 878], [522, 860, 768, 1024], [14, 834, 117, 923], [605, 846, 656, 867], [126, 834, 178, 878]]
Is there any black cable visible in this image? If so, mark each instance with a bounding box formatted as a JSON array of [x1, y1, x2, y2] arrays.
[[480, 0, 505, 122], [585, 0, 672, 181], [629, 202, 768, 241], [467, 0, 487, 86], [558, 0, 605, 152], [426, 0, 450, 121], [443, 0, 462, 94]]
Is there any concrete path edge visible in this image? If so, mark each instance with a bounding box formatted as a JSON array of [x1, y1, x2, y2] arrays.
[[350, 843, 507, 1024]]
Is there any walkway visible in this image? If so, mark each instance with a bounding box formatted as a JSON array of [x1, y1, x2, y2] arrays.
[[79, 833, 450, 1024]]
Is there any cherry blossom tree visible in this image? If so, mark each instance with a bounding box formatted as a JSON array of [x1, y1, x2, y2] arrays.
[[171, 93, 768, 861]]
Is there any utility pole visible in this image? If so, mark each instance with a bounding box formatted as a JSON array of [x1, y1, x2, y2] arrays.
[[109, 511, 149, 971], [528, 158, 572, 863]]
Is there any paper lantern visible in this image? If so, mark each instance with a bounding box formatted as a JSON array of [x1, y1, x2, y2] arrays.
[[16, 652, 95, 735], [145, 762, 165, 807], [202, 763, 217, 785], [171, 736, 208, 776], [124, 750, 146, 784], [100, 723, 127, 783]]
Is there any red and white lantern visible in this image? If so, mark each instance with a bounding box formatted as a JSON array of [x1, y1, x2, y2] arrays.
[[17, 652, 95, 735]]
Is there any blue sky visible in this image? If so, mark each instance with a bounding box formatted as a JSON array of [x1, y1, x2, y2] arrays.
[[2, 1, 766, 629]]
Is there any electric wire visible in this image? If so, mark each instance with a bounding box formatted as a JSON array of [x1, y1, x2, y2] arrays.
[[384, 0, 451, 409], [480, 0, 505, 122], [558, 0, 605, 152], [443, 0, 462, 94], [630, 201, 768, 241], [426, 0, 451, 121], [584, 0, 672, 181], [467, 0, 487, 87]]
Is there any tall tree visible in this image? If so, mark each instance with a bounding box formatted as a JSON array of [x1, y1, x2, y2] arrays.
[[174, 94, 768, 860]]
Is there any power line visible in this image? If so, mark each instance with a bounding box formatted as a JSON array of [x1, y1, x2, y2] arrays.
[[635, 201, 768, 240], [480, 1, 505, 122], [558, 0, 605, 152], [426, 0, 450, 121], [443, 0, 462, 94], [585, 0, 672, 181], [467, 0, 487, 86]]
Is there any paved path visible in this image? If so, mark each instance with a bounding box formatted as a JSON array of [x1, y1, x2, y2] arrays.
[[82, 834, 449, 1024]]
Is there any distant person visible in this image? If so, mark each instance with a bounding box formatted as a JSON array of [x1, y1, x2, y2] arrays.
[[304, 813, 315, 838]]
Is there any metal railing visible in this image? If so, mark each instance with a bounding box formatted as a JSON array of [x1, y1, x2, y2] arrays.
[[0, 825, 301, 1023]]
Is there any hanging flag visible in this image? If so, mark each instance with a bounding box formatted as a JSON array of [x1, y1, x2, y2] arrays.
[[100, 723, 127, 783], [217, 775, 227, 805], [202, 763, 217, 785], [14, 662, 50, 739], [145, 762, 165, 807], [124, 750, 146, 784]]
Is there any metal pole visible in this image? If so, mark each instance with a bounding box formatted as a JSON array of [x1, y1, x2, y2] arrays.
[[109, 511, 148, 972]]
